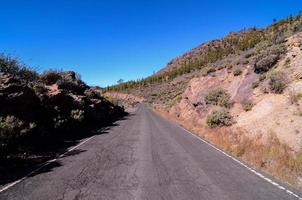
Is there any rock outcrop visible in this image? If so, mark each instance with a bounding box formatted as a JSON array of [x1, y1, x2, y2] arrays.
[[0, 68, 125, 156]]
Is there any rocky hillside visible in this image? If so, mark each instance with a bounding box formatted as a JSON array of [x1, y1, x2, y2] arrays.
[[0, 56, 125, 172], [106, 14, 302, 189]]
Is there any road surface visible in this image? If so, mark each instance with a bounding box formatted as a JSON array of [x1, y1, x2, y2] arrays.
[[0, 104, 301, 200]]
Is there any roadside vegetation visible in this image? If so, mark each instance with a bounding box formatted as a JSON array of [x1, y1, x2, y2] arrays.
[[267, 71, 287, 94], [208, 129, 302, 187], [204, 88, 234, 128], [206, 109, 233, 128], [204, 88, 231, 108]]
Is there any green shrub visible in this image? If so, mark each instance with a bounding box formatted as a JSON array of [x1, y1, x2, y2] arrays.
[[0, 116, 34, 144], [242, 100, 254, 111], [0, 55, 39, 82], [233, 68, 242, 76], [284, 57, 291, 66], [254, 54, 279, 73], [105, 96, 118, 106], [206, 109, 233, 128], [33, 83, 48, 95], [71, 109, 85, 122], [84, 89, 101, 99], [202, 66, 216, 75], [18, 67, 39, 82], [267, 72, 287, 94], [253, 44, 286, 74], [0, 56, 19, 75], [205, 88, 231, 107], [41, 70, 61, 85]]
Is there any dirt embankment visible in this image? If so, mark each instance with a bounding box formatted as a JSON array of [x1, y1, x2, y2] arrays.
[[105, 91, 145, 102], [155, 32, 302, 189], [104, 91, 146, 108]]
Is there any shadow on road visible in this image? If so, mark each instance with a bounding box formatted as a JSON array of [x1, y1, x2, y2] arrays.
[[0, 112, 134, 187]]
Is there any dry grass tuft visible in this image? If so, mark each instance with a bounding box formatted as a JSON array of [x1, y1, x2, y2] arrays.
[[208, 128, 302, 187]]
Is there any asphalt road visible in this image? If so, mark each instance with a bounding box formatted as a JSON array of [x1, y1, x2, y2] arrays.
[[0, 104, 301, 200]]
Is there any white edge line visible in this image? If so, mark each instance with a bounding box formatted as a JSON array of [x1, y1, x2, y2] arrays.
[[0, 136, 95, 193], [178, 125, 302, 200]]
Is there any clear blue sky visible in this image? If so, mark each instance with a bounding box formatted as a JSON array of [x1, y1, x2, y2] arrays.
[[0, 0, 301, 87]]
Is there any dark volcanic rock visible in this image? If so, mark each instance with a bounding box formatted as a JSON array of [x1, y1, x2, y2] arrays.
[[0, 74, 40, 118]]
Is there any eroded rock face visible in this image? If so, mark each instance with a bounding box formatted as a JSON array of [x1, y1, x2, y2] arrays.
[[105, 92, 146, 103], [166, 32, 302, 151]]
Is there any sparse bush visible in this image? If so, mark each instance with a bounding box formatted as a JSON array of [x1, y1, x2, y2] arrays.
[[284, 57, 291, 66], [205, 88, 231, 107], [168, 95, 182, 107], [0, 116, 34, 144], [202, 66, 215, 75], [267, 71, 287, 94], [254, 54, 279, 73], [289, 91, 302, 104], [71, 109, 85, 122], [233, 68, 242, 76], [206, 109, 233, 128], [0, 56, 19, 75], [18, 67, 39, 82], [84, 89, 101, 99], [259, 74, 267, 81], [41, 70, 61, 85], [33, 83, 48, 95], [0, 55, 39, 82], [242, 100, 254, 111], [252, 81, 259, 89], [253, 44, 286, 74], [105, 96, 118, 106]]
